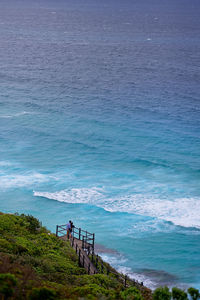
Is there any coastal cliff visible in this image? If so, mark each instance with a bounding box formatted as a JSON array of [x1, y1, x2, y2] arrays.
[[0, 212, 151, 300]]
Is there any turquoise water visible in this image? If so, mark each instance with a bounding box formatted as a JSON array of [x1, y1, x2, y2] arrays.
[[0, 0, 200, 289]]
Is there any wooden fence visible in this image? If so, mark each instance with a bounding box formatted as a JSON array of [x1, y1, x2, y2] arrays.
[[56, 224, 95, 255], [56, 224, 143, 288], [56, 224, 96, 274]]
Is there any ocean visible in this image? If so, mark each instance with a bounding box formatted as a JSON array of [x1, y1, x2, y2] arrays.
[[0, 0, 200, 290]]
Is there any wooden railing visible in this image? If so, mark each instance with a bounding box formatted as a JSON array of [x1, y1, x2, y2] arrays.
[[70, 237, 96, 275], [56, 224, 95, 254], [56, 224, 96, 275], [56, 224, 144, 288]]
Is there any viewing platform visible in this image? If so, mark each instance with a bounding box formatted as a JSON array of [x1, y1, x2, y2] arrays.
[[56, 223, 145, 290], [56, 224, 97, 275]]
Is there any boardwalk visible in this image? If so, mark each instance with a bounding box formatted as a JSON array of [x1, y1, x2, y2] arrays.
[[56, 224, 97, 275], [56, 223, 146, 292], [61, 235, 97, 274]]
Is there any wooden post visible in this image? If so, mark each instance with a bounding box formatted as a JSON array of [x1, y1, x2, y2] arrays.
[[79, 228, 81, 240], [95, 255, 98, 269], [56, 225, 58, 237], [76, 244, 78, 254], [83, 255, 85, 268], [92, 233, 95, 255], [82, 236, 85, 249], [88, 263, 90, 274], [78, 249, 81, 266]]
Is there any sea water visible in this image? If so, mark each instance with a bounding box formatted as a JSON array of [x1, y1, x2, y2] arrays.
[[0, 0, 200, 290]]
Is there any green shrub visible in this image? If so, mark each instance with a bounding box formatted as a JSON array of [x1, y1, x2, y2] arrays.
[[172, 287, 188, 300], [0, 273, 17, 299], [73, 283, 110, 298], [22, 215, 40, 233], [74, 274, 120, 290], [120, 286, 143, 299], [28, 287, 57, 300], [0, 238, 13, 252], [153, 286, 171, 300], [188, 287, 200, 300]]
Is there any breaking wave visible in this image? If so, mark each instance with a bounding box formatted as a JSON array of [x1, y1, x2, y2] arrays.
[[34, 188, 200, 229]]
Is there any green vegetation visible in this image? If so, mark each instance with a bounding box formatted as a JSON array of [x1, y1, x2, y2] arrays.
[[188, 287, 200, 300], [152, 286, 171, 300], [152, 286, 200, 300], [0, 212, 151, 299], [0, 212, 199, 300]]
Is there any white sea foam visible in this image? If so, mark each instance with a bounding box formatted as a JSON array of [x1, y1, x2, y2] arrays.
[[34, 188, 200, 229], [100, 254, 156, 289], [118, 266, 157, 290], [106, 194, 200, 229], [33, 187, 104, 204], [0, 111, 32, 118], [0, 173, 50, 189]]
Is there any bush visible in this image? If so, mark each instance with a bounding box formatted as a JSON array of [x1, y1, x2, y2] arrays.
[[120, 286, 143, 299], [0, 238, 13, 252], [0, 273, 17, 299], [172, 287, 188, 300], [22, 215, 40, 233], [73, 283, 111, 298], [28, 287, 57, 300], [153, 286, 171, 300], [188, 287, 200, 300]]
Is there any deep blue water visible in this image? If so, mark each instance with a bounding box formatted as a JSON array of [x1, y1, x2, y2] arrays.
[[0, 0, 200, 289]]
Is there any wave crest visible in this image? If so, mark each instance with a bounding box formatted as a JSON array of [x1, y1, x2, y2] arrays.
[[34, 188, 200, 229]]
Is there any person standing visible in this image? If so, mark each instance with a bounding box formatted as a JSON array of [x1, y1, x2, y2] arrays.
[[67, 221, 71, 239], [69, 220, 74, 238]]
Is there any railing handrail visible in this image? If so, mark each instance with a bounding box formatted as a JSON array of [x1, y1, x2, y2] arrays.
[[73, 226, 93, 235], [56, 224, 95, 249], [56, 224, 143, 288], [56, 225, 93, 235]]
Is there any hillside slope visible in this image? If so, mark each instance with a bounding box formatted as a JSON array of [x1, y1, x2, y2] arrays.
[[0, 212, 152, 300]]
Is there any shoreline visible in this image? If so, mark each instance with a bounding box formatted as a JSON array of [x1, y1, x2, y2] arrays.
[[95, 242, 188, 291]]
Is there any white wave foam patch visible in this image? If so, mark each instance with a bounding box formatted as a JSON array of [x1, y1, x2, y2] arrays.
[[118, 266, 157, 290], [33, 187, 104, 204], [86, 192, 200, 229], [107, 194, 200, 229], [100, 254, 156, 290], [34, 189, 200, 228], [0, 173, 50, 189], [0, 111, 33, 118]]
